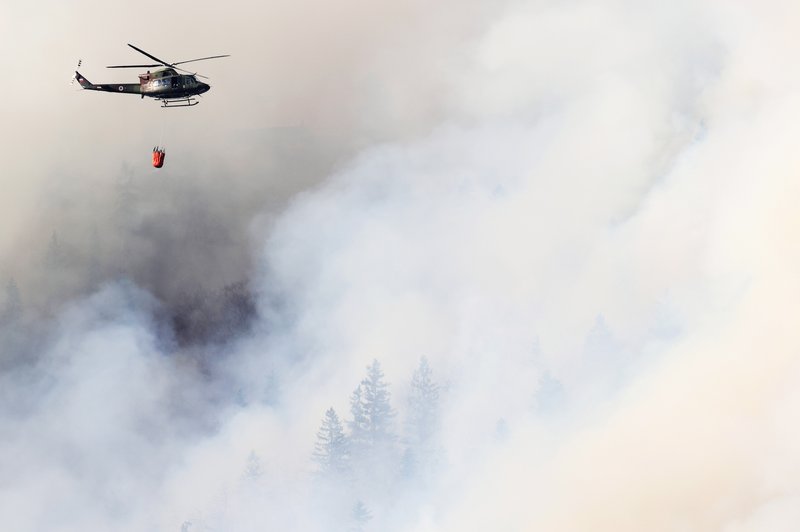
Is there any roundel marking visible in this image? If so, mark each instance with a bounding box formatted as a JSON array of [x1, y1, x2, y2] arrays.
[[118, 85, 124, 92]]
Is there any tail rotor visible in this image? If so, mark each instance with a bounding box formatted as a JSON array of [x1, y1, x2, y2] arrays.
[[70, 59, 82, 87]]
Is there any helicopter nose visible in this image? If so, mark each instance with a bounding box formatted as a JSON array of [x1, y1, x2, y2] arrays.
[[199, 82, 210, 93]]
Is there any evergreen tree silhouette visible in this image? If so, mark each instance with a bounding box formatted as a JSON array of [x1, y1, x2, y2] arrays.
[[404, 357, 441, 479], [313, 407, 349, 476], [347, 359, 398, 496], [406, 357, 439, 447], [242, 450, 264, 481], [349, 500, 372, 532], [349, 359, 395, 453], [3, 278, 22, 322]]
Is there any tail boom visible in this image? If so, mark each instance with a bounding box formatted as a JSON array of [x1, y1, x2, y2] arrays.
[[75, 71, 141, 94]]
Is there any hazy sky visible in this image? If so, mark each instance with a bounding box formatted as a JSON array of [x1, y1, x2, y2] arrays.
[[3, 0, 800, 530], [0, 0, 495, 298]]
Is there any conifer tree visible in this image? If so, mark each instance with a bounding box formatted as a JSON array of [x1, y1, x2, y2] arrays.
[[313, 407, 349, 476], [3, 278, 22, 322], [348, 385, 369, 452], [350, 359, 395, 451], [347, 360, 398, 495], [406, 357, 439, 447], [44, 231, 66, 270], [404, 357, 441, 480], [584, 314, 618, 364], [582, 314, 622, 394], [113, 166, 138, 270], [85, 225, 103, 291], [242, 450, 264, 481], [43, 231, 68, 311], [349, 500, 372, 532], [535, 371, 565, 414]]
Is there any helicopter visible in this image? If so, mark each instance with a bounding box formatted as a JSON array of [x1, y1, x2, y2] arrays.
[[74, 43, 229, 107]]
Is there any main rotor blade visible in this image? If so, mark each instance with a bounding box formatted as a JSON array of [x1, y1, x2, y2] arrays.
[[107, 64, 162, 68], [173, 54, 230, 66], [127, 43, 175, 68], [172, 65, 210, 79]]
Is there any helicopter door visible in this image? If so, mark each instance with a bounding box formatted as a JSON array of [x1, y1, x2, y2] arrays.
[[171, 76, 179, 88]]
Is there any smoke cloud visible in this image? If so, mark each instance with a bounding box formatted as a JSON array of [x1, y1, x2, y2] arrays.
[[3, 0, 800, 530]]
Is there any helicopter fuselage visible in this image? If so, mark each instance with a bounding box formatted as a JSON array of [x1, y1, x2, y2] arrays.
[[138, 68, 210, 98], [74, 68, 210, 106]]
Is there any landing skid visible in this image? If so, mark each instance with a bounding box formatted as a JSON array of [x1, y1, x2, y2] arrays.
[[160, 97, 199, 108]]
